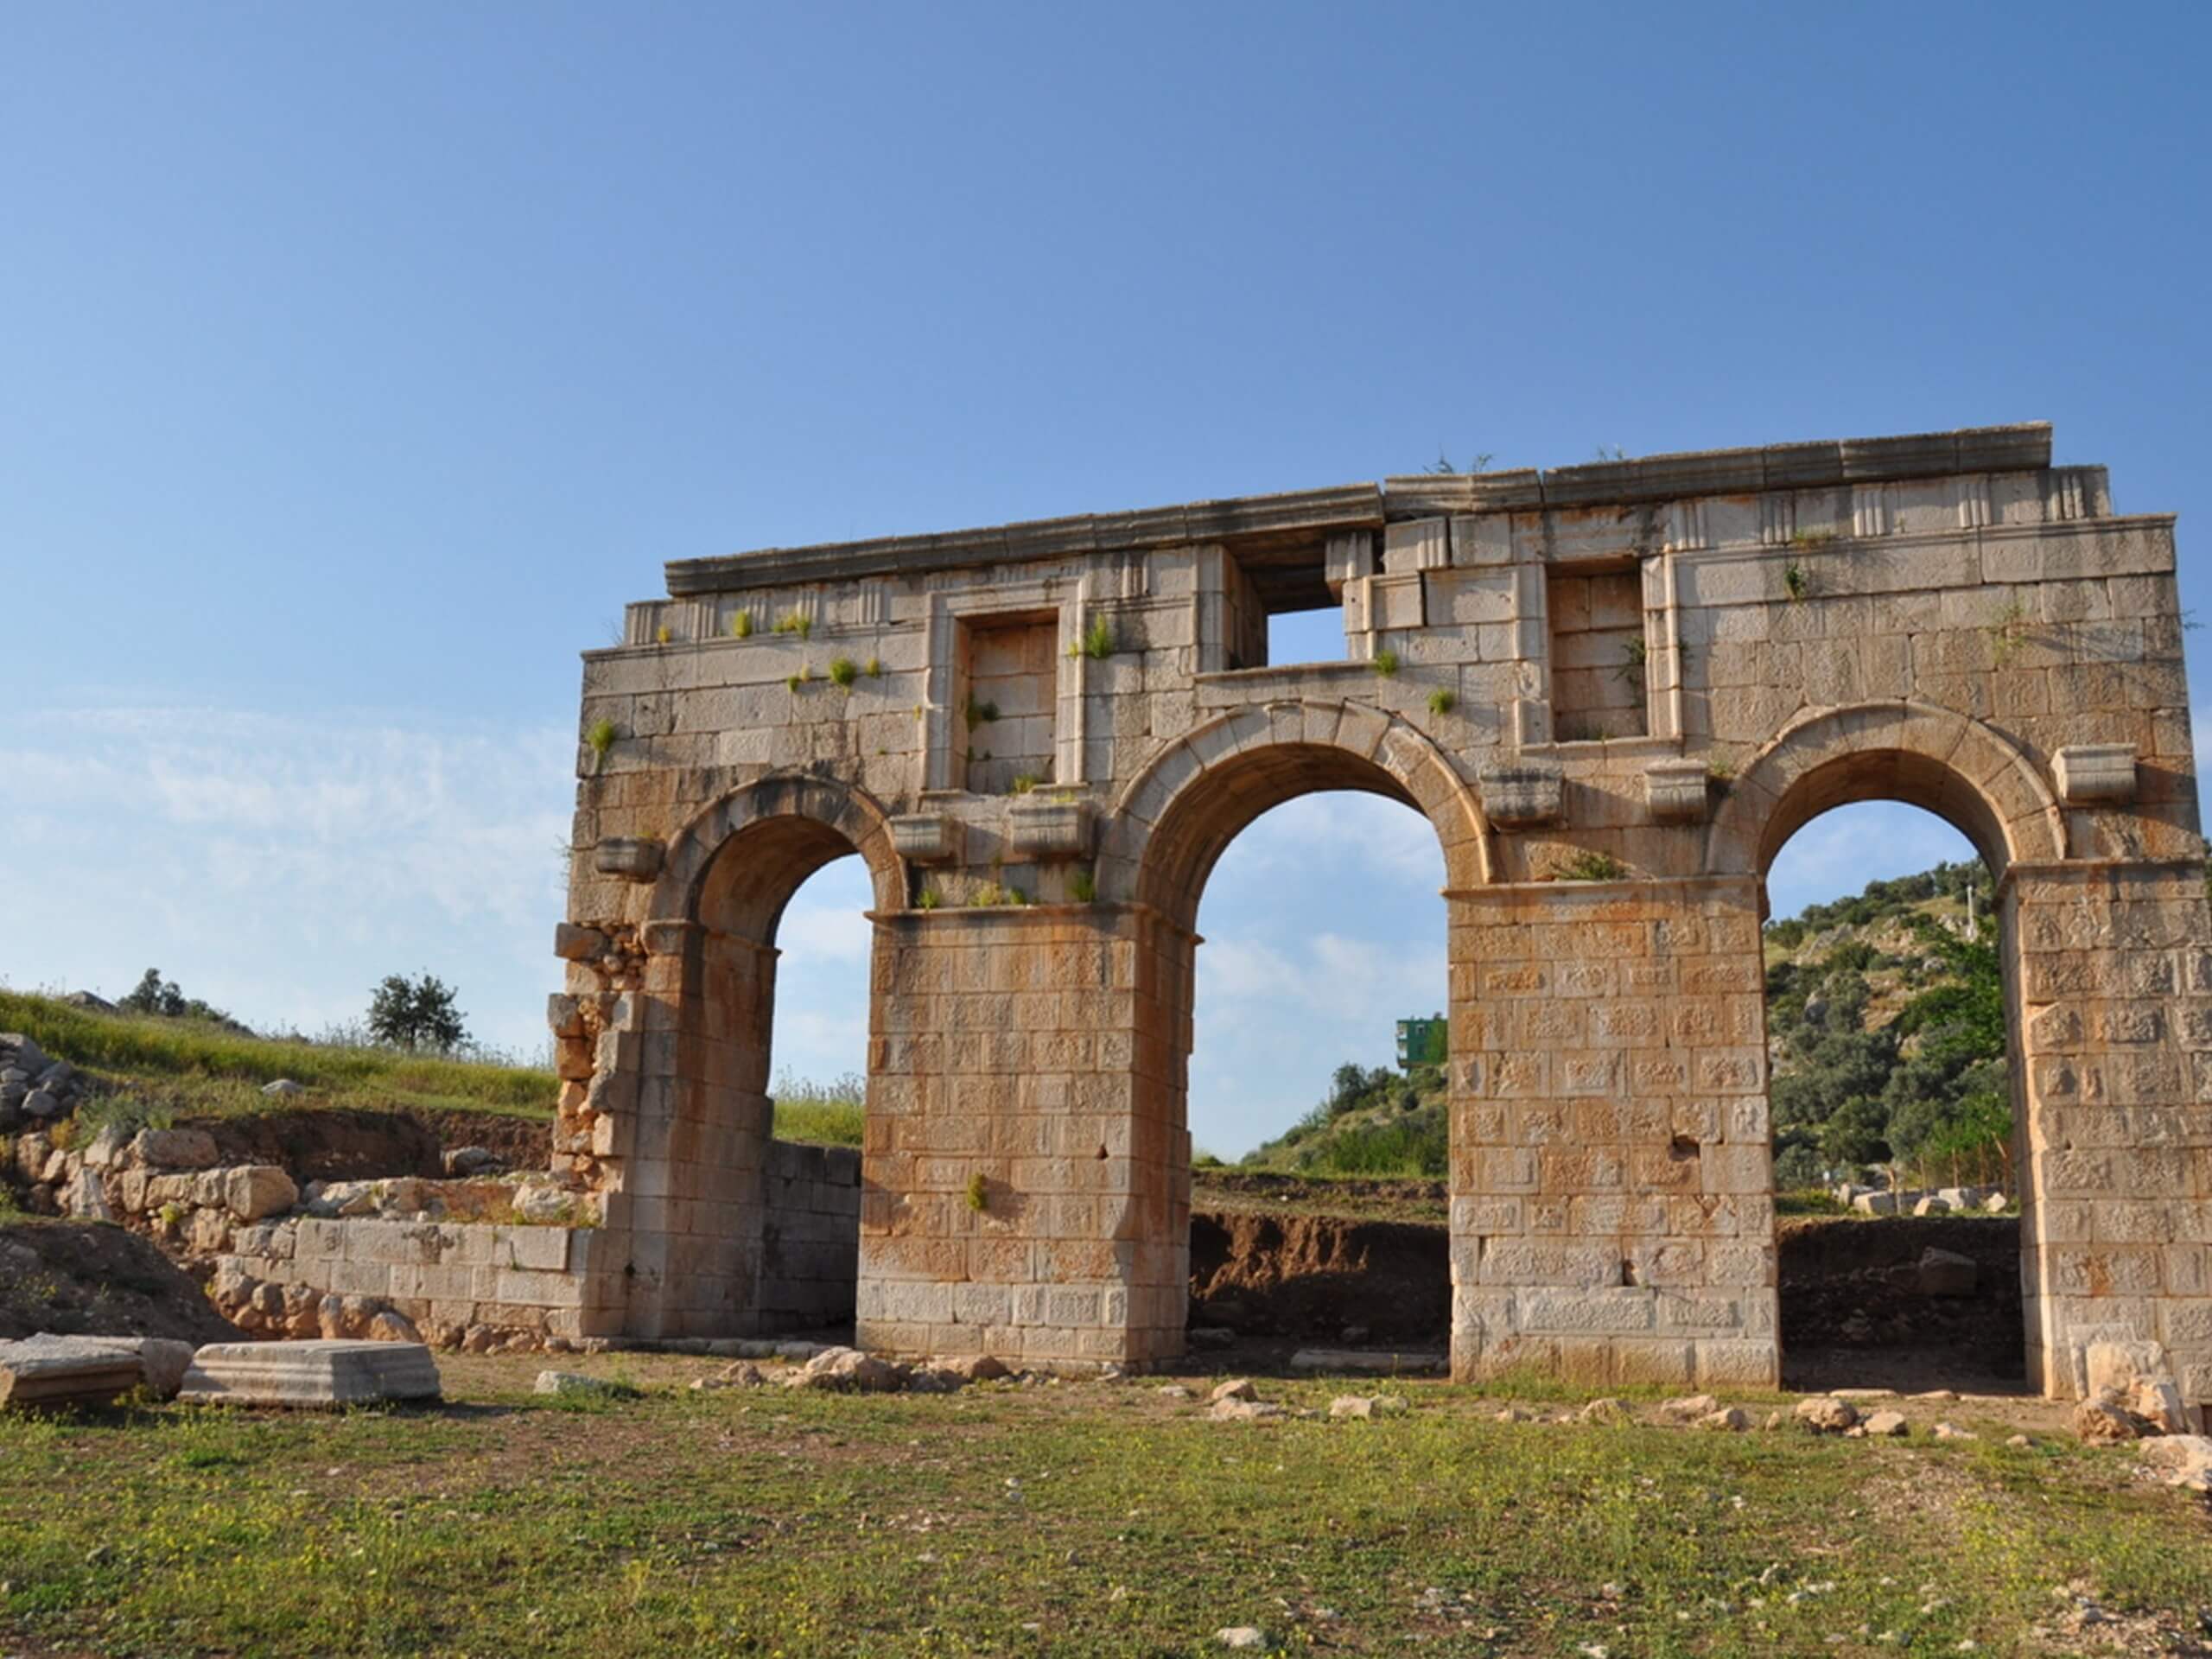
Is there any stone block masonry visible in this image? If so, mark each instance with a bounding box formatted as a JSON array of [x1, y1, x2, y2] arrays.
[[554, 423, 2207, 1397]]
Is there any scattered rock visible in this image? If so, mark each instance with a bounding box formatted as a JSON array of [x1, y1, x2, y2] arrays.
[[1208, 1377, 1257, 1405], [2137, 1434, 2212, 1491], [1579, 1397, 1631, 1425], [784, 1346, 911, 1394], [1795, 1396, 1859, 1434], [693, 1362, 768, 1391], [1329, 1394, 1407, 1420], [1861, 1409, 1910, 1438], [260, 1078, 306, 1098], [1834, 1387, 1897, 1401], [1216, 1628, 1268, 1649], [1494, 1406, 1534, 1423], [365, 1310, 422, 1344], [1916, 1248, 1978, 1298], [2005, 1433, 2033, 1448], [1208, 1397, 1287, 1422], [1700, 1407, 1750, 1432], [932, 1353, 1009, 1383], [1157, 1384, 1192, 1402], [442, 1146, 505, 1177], [1660, 1393, 1719, 1419], [1932, 1421, 1977, 1441], [535, 1370, 639, 1399], [2072, 1389, 2152, 1445]]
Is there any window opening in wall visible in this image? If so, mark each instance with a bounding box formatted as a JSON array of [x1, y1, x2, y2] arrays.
[[957, 611, 1057, 794], [1763, 802, 2021, 1395], [1185, 791, 1450, 1352], [756, 854, 874, 1340], [1265, 603, 1347, 667], [1547, 562, 1649, 741]]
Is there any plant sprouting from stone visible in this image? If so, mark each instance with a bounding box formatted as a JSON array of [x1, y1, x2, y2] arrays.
[[654, 622, 672, 645], [964, 1172, 988, 1213], [585, 719, 617, 767], [1371, 648, 1400, 678], [865, 656, 883, 677], [1558, 849, 1629, 882], [1618, 636, 1649, 687], [772, 610, 813, 639], [964, 693, 1000, 729], [916, 886, 943, 911], [729, 611, 754, 639], [1427, 687, 1456, 717], [1081, 615, 1116, 661], [1783, 560, 1809, 601], [1009, 773, 1041, 795], [1070, 865, 1096, 904], [1987, 599, 2031, 667], [829, 656, 859, 689]]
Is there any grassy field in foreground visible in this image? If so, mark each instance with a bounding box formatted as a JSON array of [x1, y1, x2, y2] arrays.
[[1, 1357, 2206, 1659], [0, 990, 558, 1126]]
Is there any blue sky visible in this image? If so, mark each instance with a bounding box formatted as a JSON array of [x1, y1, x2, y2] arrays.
[[3, 4, 2205, 1154]]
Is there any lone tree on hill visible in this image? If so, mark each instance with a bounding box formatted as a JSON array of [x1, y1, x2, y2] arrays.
[[368, 973, 467, 1053]]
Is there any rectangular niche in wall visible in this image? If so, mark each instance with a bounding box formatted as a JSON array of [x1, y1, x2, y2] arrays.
[[1548, 563, 1649, 741], [960, 612, 1058, 794]]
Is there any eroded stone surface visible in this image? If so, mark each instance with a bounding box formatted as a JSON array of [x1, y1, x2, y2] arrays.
[[536, 423, 2206, 1399], [178, 1340, 442, 1408]]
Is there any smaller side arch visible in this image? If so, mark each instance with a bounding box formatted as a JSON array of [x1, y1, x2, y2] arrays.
[[1703, 700, 2068, 879], [650, 772, 907, 940], [1105, 699, 1492, 929]]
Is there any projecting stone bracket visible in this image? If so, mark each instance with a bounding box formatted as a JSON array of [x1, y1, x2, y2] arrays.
[[2052, 743, 2139, 804], [1478, 760, 1564, 828], [890, 813, 962, 864], [1006, 798, 1093, 861], [1644, 759, 1711, 824], [594, 837, 664, 880]]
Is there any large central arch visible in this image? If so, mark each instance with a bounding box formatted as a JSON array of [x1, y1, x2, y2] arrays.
[[1108, 700, 1491, 929]]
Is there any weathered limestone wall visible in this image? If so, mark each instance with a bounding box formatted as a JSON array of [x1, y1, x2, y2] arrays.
[[2008, 861, 2212, 1401], [1448, 877, 1777, 1387], [214, 1217, 613, 1349], [859, 906, 1187, 1363], [555, 422, 2207, 1395]]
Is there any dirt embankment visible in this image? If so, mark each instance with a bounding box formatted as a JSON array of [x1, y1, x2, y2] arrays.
[[1778, 1213, 2024, 1377], [188, 1107, 549, 1181], [0, 1221, 242, 1344], [1190, 1209, 1448, 1342]]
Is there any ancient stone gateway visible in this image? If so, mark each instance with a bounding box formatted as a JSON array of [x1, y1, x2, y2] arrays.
[[554, 422, 2209, 1402]]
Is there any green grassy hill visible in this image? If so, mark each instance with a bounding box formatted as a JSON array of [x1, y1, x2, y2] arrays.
[[1230, 860, 2005, 1187]]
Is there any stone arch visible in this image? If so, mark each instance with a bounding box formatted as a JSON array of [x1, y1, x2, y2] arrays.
[[1108, 699, 1492, 931], [652, 772, 906, 943], [1704, 700, 2068, 881]]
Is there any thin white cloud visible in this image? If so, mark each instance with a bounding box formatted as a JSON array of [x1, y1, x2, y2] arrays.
[[0, 706, 573, 1052]]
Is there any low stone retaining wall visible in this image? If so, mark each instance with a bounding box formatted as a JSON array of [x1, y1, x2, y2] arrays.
[[215, 1217, 620, 1351]]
